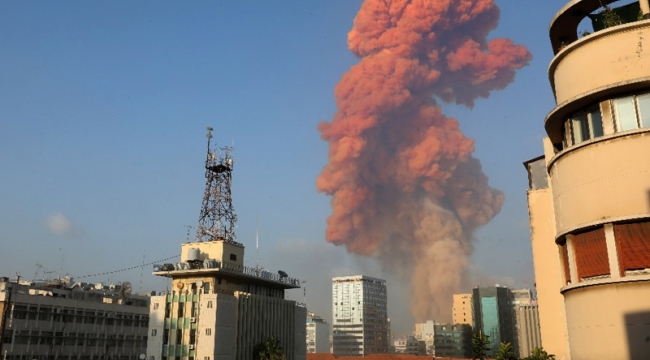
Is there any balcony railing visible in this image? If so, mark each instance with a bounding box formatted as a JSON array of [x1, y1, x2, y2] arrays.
[[152, 260, 300, 287]]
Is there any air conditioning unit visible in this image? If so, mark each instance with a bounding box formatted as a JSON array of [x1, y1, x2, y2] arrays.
[[189, 345, 195, 350], [190, 317, 197, 323]]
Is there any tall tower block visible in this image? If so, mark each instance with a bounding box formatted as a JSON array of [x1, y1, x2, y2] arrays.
[[525, 2, 650, 359]]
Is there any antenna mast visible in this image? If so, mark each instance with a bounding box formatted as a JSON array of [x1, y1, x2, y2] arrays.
[[195, 127, 239, 244]]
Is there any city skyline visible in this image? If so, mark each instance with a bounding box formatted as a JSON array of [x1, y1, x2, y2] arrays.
[[0, 0, 617, 336]]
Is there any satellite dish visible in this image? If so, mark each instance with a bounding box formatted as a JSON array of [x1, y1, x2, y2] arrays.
[[139, 354, 146, 360], [278, 270, 288, 278]]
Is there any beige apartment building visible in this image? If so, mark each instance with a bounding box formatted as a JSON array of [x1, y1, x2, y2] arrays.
[[0, 277, 150, 359], [525, 1, 650, 359], [451, 294, 472, 326], [146, 240, 306, 360]]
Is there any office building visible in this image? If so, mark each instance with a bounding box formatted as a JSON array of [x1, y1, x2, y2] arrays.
[[331, 275, 390, 356], [513, 298, 541, 358], [413, 320, 435, 355], [452, 293, 473, 326], [433, 323, 472, 358], [0, 277, 150, 359], [472, 286, 515, 357], [525, 1, 650, 358], [306, 312, 329, 353]]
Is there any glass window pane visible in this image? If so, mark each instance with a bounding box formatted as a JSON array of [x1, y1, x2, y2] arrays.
[[588, 107, 604, 138], [571, 113, 588, 143], [614, 97, 638, 131], [564, 120, 573, 147], [637, 93, 650, 128]]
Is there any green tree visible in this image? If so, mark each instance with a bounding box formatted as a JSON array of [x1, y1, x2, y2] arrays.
[[471, 332, 491, 360], [522, 347, 556, 360], [495, 342, 516, 360], [253, 336, 286, 360]]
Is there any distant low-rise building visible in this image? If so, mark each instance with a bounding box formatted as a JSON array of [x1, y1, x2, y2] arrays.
[[0, 276, 150, 359], [307, 312, 329, 353], [433, 323, 472, 358], [413, 319, 435, 355], [393, 335, 425, 355]]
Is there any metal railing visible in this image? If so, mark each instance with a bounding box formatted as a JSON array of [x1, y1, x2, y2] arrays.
[[152, 261, 300, 286]]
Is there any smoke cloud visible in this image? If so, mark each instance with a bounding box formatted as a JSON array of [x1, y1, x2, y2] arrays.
[[317, 0, 531, 322]]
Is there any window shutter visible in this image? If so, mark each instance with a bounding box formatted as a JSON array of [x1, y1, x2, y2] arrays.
[[573, 227, 609, 279], [614, 221, 650, 276]]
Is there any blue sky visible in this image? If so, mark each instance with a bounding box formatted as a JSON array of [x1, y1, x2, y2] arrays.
[[0, 1, 617, 335]]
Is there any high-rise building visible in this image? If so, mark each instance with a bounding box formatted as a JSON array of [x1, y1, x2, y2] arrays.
[[452, 293, 473, 326], [433, 323, 472, 358], [413, 320, 435, 355], [331, 275, 390, 356], [307, 312, 329, 353], [525, 1, 650, 359], [146, 129, 306, 360], [510, 289, 541, 358], [0, 277, 150, 359], [472, 286, 515, 357]]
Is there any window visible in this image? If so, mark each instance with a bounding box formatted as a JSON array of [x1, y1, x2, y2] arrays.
[[204, 283, 210, 294], [230, 253, 237, 261], [205, 328, 212, 336], [151, 329, 157, 336], [614, 220, 650, 276], [614, 92, 650, 131], [154, 303, 159, 310], [573, 227, 609, 280], [565, 106, 603, 146], [207, 301, 213, 309]]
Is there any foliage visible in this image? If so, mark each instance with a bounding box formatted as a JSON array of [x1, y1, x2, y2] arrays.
[[602, 6, 623, 28], [522, 347, 556, 360], [253, 336, 286, 360], [495, 342, 517, 360], [471, 332, 491, 360]]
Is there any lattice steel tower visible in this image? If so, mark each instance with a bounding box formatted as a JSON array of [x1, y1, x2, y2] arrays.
[[195, 127, 238, 244]]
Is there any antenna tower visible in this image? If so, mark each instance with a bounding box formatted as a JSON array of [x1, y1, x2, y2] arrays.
[[195, 127, 238, 244]]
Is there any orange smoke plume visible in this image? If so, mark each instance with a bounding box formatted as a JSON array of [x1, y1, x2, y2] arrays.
[[317, 0, 531, 321]]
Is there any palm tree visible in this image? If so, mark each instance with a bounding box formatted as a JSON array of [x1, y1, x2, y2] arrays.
[[495, 342, 516, 360], [253, 335, 286, 360], [522, 347, 556, 360], [471, 331, 490, 360]]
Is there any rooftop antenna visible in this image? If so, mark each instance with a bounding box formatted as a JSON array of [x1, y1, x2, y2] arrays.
[[256, 214, 260, 271], [184, 225, 193, 242], [195, 126, 238, 244]]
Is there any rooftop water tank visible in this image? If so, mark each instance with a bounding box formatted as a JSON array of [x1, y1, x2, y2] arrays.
[[187, 248, 200, 261]]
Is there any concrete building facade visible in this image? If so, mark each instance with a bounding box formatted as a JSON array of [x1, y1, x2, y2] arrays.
[[509, 289, 541, 358], [0, 277, 150, 359], [472, 286, 515, 357], [331, 275, 390, 356], [452, 293, 473, 327], [432, 323, 472, 359], [146, 240, 306, 360], [526, 1, 650, 359], [306, 312, 329, 353], [412, 320, 435, 355]]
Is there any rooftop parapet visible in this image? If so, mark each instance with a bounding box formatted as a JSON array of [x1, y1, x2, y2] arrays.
[[152, 260, 301, 289]]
